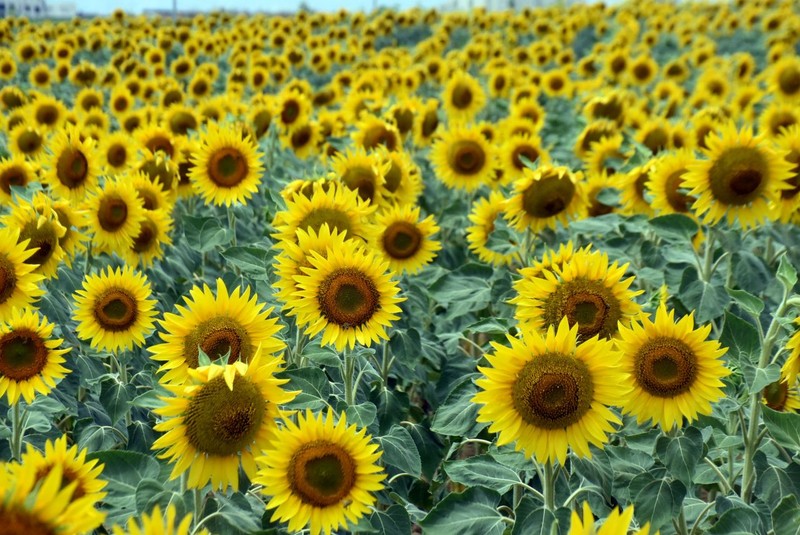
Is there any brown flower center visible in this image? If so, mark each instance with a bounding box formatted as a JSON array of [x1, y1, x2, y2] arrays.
[[341, 166, 377, 203], [55, 148, 89, 189], [763, 381, 790, 412], [183, 316, 252, 367], [132, 219, 158, 253], [778, 66, 800, 96], [521, 173, 575, 218], [451, 83, 473, 109], [448, 140, 486, 176], [0, 328, 49, 381], [0, 165, 28, 194], [542, 279, 623, 340], [208, 148, 248, 188], [93, 289, 138, 332], [16, 130, 43, 155], [97, 195, 129, 232], [0, 510, 57, 535], [318, 268, 379, 328], [289, 441, 357, 507], [382, 221, 422, 260], [707, 147, 767, 206], [635, 337, 697, 397], [35, 104, 59, 126], [511, 142, 540, 171]]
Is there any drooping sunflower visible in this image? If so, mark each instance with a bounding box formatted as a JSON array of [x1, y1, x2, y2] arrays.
[[619, 163, 656, 217], [762, 379, 800, 413], [617, 304, 730, 430], [413, 98, 441, 147], [511, 248, 643, 340], [41, 126, 100, 202], [28, 192, 87, 267], [473, 318, 627, 464], [81, 178, 146, 253], [466, 191, 520, 267], [0, 307, 70, 405], [2, 199, 67, 280], [274, 225, 355, 316], [12, 435, 106, 502], [272, 182, 373, 246], [149, 278, 286, 384], [135, 123, 183, 161], [504, 165, 585, 232], [189, 122, 264, 207], [683, 124, 793, 229], [768, 55, 800, 102], [430, 126, 497, 192], [442, 70, 486, 125], [72, 265, 158, 353], [352, 114, 401, 152], [111, 504, 204, 535], [255, 408, 386, 535], [647, 149, 697, 216], [568, 502, 652, 535], [377, 148, 423, 206], [8, 123, 47, 159], [0, 155, 36, 203], [152, 345, 296, 490], [291, 240, 405, 351], [772, 126, 800, 223], [366, 204, 441, 275], [0, 461, 105, 535]]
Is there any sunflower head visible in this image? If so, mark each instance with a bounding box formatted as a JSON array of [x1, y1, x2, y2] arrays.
[[367, 204, 441, 275], [431, 126, 496, 192], [504, 165, 584, 232]]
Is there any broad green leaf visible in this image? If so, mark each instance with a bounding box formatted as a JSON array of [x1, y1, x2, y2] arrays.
[[389, 328, 422, 365], [345, 402, 377, 429], [100, 378, 133, 426], [135, 479, 185, 517], [182, 215, 230, 252], [743, 362, 781, 394], [431, 380, 488, 437], [369, 505, 412, 535], [708, 506, 763, 535], [376, 425, 422, 477], [632, 478, 687, 532], [725, 288, 764, 318], [512, 497, 562, 535], [762, 406, 800, 450], [754, 466, 797, 506], [420, 487, 506, 535], [719, 311, 760, 365], [279, 367, 331, 410], [220, 246, 271, 278], [656, 426, 704, 486], [85, 450, 160, 523], [649, 214, 698, 241], [772, 495, 800, 535], [679, 271, 729, 323], [777, 255, 798, 291], [731, 251, 770, 294], [445, 455, 521, 494], [299, 342, 341, 368]]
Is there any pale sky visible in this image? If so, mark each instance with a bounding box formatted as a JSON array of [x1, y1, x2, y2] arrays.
[[81, 0, 444, 15]]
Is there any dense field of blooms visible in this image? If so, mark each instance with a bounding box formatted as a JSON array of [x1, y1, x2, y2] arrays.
[[1, 0, 800, 533]]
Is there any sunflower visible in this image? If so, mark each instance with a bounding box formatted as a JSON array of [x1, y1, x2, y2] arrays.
[[569, 502, 652, 535], [12, 435, 106, 502], [189, 122, 264, 207], [647, 149, 697, 216], [0, 155, 36, 203], [619, 163, 655, 217], [41, 126, 100, 202], [330, 148, 389, 206], [377, 148, 423, 205], [274, 225, 355, 316], [272, 182, 373, 245], [164, 104, 200, 137], [759, 102, 800, 138], [121, 208, 174, 269], [771, 127, 800, 222], [617, 304, 730, 430], [762, 379, 800, 413], [81, 178, 146, 253], [291, 240, 405, 351], [0, 307, 70, 405], [135, 123, 183, 160], [367, 204, 441, 275], [111, 504, 204, 535], [768, 55, 800, 102], [683, 124, 793, 229], [352, 114, 401, 152], [280, 122, 322, 160], [8, 123, 47, 159], [3, 199, 67, 280], [413, 98, 441, 147], [430, 126, 497, 192], [255, 408, 385, 535], [29, 96, 68, 131], [0, 228, 45, 318], [442, 71, 485, 125], [584, 134, 630, 177], [500, 134, 550, 184], [0, 461, 105, 535], [28, 64, 52, 89], [541, 68, 573, 98], [473, 318, 626, 464], [129, 171, 173, 213], [504, 165, 584, 232], [511, 247, 642, 340], [466, 191, 519, 267], [152, 345, 296, 490], [518, 241, 592, 282], [275, 88, 312, 132], [28, 192, 87, 267], [574, 120, 618, 160], [72, 265, 158, 353], [149, 278, 286, 384]]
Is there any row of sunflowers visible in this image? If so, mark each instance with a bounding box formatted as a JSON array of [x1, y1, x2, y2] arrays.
[[1, 0, 800, 533]]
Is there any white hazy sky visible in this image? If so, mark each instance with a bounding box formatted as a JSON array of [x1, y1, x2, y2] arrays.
[[83, 0, 444, 15]]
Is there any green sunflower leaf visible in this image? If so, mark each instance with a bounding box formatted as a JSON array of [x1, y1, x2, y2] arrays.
[[419, 487, 506, 535], [444, 455, 521, 494], [762, 406, 800, 450]]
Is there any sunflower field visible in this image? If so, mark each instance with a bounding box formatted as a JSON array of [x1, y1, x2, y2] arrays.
[[2, 0, 800, 533]]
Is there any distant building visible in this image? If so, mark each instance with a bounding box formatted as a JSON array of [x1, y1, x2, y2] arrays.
[[0, 0, 47, 18], [440, 0, 584, 9]]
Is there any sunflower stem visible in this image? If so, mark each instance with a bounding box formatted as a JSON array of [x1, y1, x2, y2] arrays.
[[227, 205, 238, 248], [343, 347, 357, 406], [676, 504, 689, 535], [84, 241, 93, 275], [542, 460, 556, 512], [380, 343, 394, 385], [10, 402, 28, 461], [741, 285, 790, 503], [700, 228, 715, 282]]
